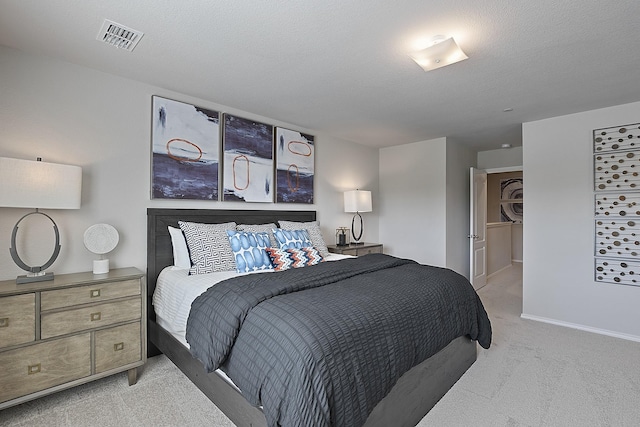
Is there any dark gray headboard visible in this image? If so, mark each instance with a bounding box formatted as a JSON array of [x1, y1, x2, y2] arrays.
[[146, 208, 316, 319]]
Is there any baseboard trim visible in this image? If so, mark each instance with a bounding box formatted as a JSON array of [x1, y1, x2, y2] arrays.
[[487, 263, 512, 279], [520, 313, 640, 343]]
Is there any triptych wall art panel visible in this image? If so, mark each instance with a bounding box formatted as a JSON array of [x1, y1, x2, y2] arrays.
[[150, 96, 314, 204], [151, 96, 220, 200], [275, 128, 314, 204], [593, 122, 640, 286], [222, 114, 274, 203]]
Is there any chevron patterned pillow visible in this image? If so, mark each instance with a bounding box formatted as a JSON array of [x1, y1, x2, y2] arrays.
[[265, 247, 324, 271]]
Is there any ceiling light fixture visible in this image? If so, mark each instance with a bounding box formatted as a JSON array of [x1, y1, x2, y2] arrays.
[[409, 35, 468, 72]]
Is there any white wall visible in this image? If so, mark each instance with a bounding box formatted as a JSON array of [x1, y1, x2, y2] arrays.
[[523, 100, 640, 341], [0, 46, 379, 281], [379, 138, 447, 267]]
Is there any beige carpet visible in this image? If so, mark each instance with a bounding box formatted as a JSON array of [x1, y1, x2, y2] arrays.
[[2, 264, 639, 426], [419, 264, 640, 427]]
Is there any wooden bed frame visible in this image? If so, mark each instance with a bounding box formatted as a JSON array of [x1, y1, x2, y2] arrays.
[[146, 208, 477, 427]]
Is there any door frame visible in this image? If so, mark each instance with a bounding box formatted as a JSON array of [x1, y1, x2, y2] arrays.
[[475, 165, 524, 285]]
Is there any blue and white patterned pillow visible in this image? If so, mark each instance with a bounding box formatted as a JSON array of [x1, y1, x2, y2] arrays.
[[226, 230, 273, 273], [272, 228, 313, 249], [178, 221, 237, 275]]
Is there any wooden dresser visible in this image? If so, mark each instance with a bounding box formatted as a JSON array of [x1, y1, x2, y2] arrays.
[[0, 267, 145, 409]]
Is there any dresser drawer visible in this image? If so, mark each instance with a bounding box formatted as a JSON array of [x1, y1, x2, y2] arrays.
[[0, 333, 91, 403], [41, 298, 141, 339], [41, 279, 141, 311], [95, 322, 142, 374], [0, 293, 36, 348]]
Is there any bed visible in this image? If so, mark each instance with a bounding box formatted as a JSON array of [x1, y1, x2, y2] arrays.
[[146, 208, 491, 427]]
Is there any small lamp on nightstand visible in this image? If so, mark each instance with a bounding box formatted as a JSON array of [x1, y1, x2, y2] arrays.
[[335, 227, 350, 246], [344, 189, 372, 245], [0, 157, 82, 284]]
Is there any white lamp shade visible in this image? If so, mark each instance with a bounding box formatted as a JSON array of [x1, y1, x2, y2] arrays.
[[0, 157, 82, 209], [409, 37, 468, 72], [344, 190, 372, 213]]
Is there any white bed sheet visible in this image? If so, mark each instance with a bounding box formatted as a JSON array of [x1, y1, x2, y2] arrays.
[[152, 253, 352, 347]]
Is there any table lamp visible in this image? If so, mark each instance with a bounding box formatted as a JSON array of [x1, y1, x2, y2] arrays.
[[344, 189, 372, 245], [0, 157, 82, 284]]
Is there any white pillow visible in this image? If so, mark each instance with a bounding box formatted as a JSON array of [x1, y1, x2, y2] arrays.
[[278, 220, 329, 257], [168, 226, 191, 269], [178, 221, 237, 275]]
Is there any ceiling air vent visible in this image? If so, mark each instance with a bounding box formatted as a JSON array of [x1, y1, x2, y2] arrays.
[[97, 19, 143, 52]]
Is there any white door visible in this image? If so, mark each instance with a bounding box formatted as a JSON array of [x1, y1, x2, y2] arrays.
[[469, 167, 487, 290]]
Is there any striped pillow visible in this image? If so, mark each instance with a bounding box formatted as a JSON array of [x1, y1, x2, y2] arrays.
[[278, 220, 329, 257], [265, 247, 324, 271]]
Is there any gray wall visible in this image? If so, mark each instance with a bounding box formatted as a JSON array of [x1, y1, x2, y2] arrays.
[[445, 140, 476, 278], [523, 100, 640, 340], [3, 44, 637, 343], [379, 138, 447, 267], [0, 46, 379, 280], [378, 137, 474, 278]]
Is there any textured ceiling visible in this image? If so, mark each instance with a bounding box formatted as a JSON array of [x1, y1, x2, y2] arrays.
[[1, 0, 639, 151]]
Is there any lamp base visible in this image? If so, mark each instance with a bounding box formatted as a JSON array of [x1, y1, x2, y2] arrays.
[[93, 259, 110, 275], [351, 241, 365, 246], [16, 271, 54, 284]]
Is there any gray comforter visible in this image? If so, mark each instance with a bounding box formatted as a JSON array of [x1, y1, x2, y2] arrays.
[[186, 254, 491, 427]]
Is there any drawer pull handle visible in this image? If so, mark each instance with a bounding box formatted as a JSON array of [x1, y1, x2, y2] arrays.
[[90, 312, 102, 321], [90, 289, 101, 298], [114, 342, 125, 352], [0, 317, 8, 328], [28, 363, 41, 375]]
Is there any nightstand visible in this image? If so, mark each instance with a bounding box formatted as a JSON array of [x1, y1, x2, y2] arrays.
[[0, 267, 145, 409], [327, 242, 383, 256]]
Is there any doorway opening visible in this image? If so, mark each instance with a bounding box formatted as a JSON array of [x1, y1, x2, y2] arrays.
[[484, 166, 523, 292]]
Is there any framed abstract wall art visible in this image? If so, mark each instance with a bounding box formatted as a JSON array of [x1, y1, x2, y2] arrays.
[[275, 127, 314, 203], [500, 178, 523, 223], [151, 96, 220, 200], [593, 122, 640, 286], [222, 114, 274, 202]]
